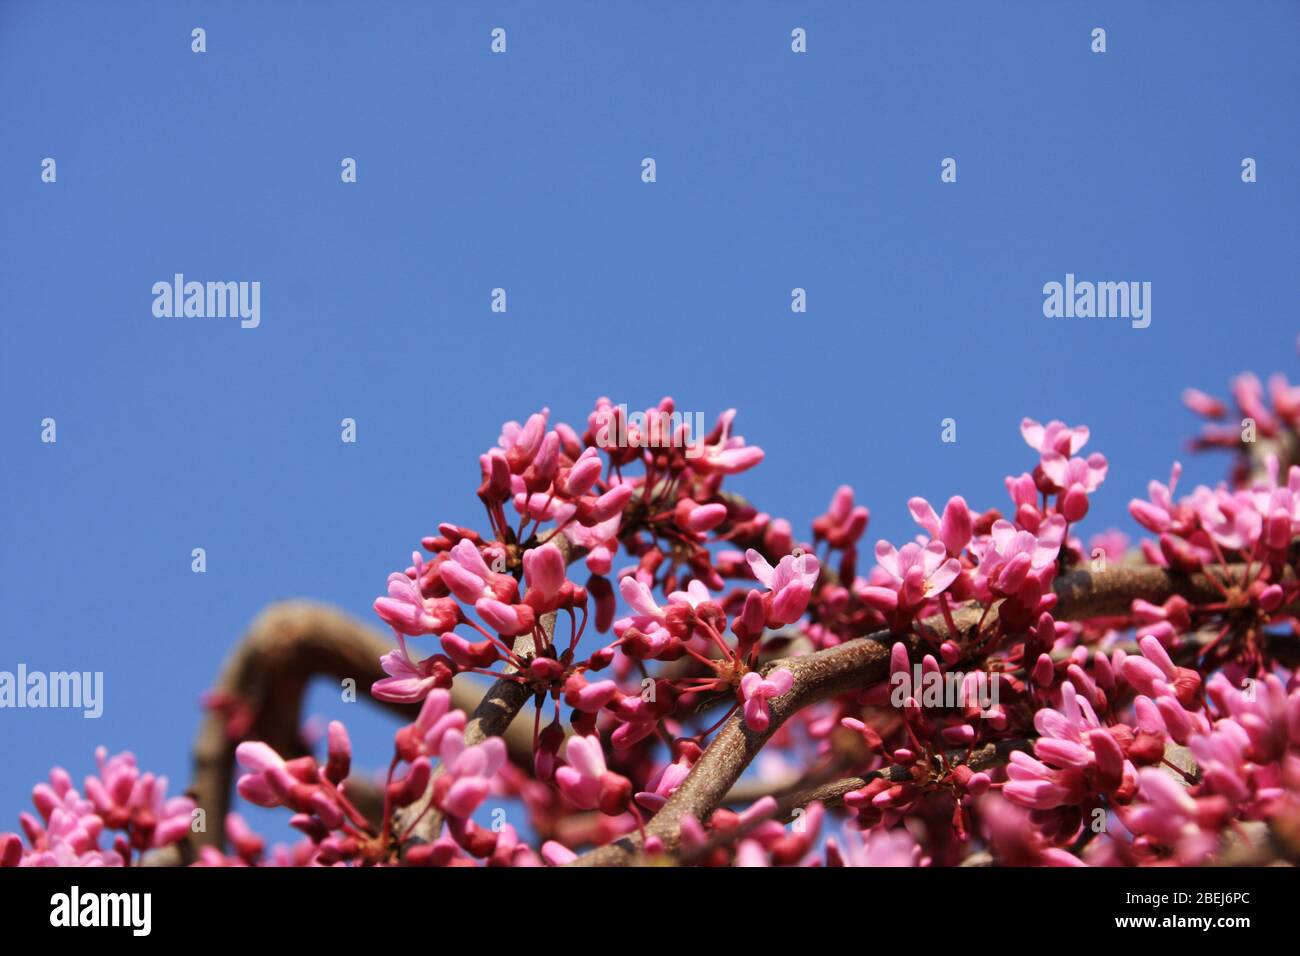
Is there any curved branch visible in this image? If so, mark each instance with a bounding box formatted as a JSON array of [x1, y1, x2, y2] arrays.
[[570, 563, 1260, 865], [152, 601, 533, 864]]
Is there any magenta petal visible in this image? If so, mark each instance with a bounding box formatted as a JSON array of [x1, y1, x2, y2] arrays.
[[442, 779, 489, 818]]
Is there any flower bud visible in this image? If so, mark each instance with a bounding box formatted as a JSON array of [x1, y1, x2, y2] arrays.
[[325, 721, 352, 785]]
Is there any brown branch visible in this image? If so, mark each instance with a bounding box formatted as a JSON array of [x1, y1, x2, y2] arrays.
[[720, 738, 1030, 815], [147, 601, 533, 865], [394, 536, 577, 853], [393, 612, 551, 850], [570, 563, 1259, 866], [770, 738, 1032, 822], [148, 552, 1292, 867], [673, 739, 1033, 866]]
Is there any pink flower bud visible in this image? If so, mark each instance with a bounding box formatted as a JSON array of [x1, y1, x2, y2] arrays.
[[940, 496, 972, 555], [309, 790, 345, 830], [585, 484, 634, 523], [564, 451, 603, 496], [1129, 499, 1171, 533], [524, 543, 567, 600], [528, 657, 566, 682], [442, 633, 501, 669], [860, 586, 899, 613], [1061, 484, 1089, 522], [325, 721, 352, 785], [541, 841, 578, 866], [686, 502, 728, 533], [1259, 583, 1285, 613], [1182, 388, 1225, 418], [475, 599, 533, 637], [1032, 653, 1055, 687], [236, 773, 281, 808]]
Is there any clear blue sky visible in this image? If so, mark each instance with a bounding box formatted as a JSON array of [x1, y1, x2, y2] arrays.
[[2, 1, 1298, 841]]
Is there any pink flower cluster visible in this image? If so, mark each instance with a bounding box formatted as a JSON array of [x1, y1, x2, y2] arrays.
[[2, 748, 194, 866], [370, 400, 815, 766], [10, 355, 1300, 868], [859, 418, 1098, 638]]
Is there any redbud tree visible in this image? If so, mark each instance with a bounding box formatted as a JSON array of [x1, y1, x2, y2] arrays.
[[7, 363, 1300, 868]]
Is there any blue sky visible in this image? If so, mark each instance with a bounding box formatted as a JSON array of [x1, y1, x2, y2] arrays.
[[2, 1, 1298, 844]]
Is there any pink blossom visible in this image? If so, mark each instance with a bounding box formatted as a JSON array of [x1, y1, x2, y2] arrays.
[[562, 673, 619, 713], [1128, 462, 1186, 534], [82, 749, 196, 849], [440, 539, 517, 605], [373, 556, 460, 636], [563, 513, 620, 575], [563, 448, 603, 496], [1004, 683, 1136, 810], [1230, 374, 1279, 436], [690, 409, 765, 475], [1040, 451, 1108, 520], [829, 825, 926, 867], [1088, 529, 1129, 564], [1122, 768, 1220, 864], [907, 495, 973, 556], [513, 484, 577, 524], [16, 385, 1300, 870], [520, 541, 566, 600], [740, 668, 794, 732], [498, 409, 549, 473], [979, 794, 1088, 867], [608, 692, 672, 749], [1182, 387, 1226, 418], [678, 499, 728, 534], [555, 735, 632, 815], [970, 515, 1065, 601], [436, 732, 507, 818], [1190, 486, 1262, 551], [1020, 417, 1090, 456], [614, 574, 666, 632], [813, 485, 870, 549], [866, 538, 961, 611], [668, 578, 714, 610], [745, 548, 820, 626], [540, 841, 578, 866], [6, 750, 201, 866], [371, 644, 450, 704], [635, 756, 693, 812]]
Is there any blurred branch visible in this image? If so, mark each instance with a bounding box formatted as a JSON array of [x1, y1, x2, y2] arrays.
[[149, 601, 532, 865]]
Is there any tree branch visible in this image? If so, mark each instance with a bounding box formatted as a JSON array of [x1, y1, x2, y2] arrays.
[[770, 738, 1033, 821], [393, 612, 552, 850], [569, 563, 1261, 866], [395, 536, 577, 853], [672, 738, 1033, 866], [148, 601, 533, 864]]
